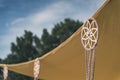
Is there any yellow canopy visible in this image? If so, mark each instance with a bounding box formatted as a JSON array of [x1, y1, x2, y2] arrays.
[[0, 0, 120, 80]]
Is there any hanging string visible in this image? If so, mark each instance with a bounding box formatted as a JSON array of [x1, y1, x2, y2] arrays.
[[34, 58, 40, 80], [90, 49, 96, 80], [85, 50, 89, 80], [3, 65, 8, 80], [87, 51, 91, 80], [85, 49, 96, 80], [81, 18, 98, 80]]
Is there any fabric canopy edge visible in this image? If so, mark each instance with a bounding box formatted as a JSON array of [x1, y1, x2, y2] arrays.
[[0, 0, 112, 79], [0, 0, 111, 69], [0, 20, 83, 68], [0, 27, 82, 67], [92, 0, 111, 18]]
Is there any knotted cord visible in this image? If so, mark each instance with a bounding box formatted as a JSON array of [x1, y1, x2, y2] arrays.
[[34, 58, 40, 80], [3, 65, 8, 80], [81, 18, 98, 80]]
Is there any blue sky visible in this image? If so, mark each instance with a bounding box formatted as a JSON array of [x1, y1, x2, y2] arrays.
[[0, 0, 105, 59]]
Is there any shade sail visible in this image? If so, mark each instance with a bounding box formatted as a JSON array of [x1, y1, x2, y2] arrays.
[[0, 0, 120, 80]]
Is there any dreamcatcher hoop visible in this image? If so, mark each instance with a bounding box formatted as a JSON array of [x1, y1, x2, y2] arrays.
[[81, 18, 98, 51], [34, 58, 40, 80], [3, 65, 8, 80], [81, 18, 99, 80]]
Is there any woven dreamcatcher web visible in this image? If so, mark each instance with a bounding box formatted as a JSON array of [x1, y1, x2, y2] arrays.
[[34, 58, 40, 80], [3, 65, 8, 80], [81, 18, 98, 80]]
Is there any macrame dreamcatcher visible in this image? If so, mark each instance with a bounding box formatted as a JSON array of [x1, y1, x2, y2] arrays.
[[81, 18, 98, 80], [34, 58, 40, 80], [3, 65, 8, 80]]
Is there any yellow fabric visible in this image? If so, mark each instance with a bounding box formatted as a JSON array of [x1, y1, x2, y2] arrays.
[[0, 0, 120, 80]]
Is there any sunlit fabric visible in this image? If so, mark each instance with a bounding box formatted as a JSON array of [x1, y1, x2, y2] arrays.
[[0, 0, 120, 80]]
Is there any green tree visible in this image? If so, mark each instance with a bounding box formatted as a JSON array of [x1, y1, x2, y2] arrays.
[[2, 30, 41, 80], [10, 30, 40, 63], [52, 18, 82, 42], [40, 18, 83, 54], [1, 18, 83, 80]]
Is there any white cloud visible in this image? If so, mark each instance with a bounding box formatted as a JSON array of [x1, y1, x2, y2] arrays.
[[0, 0, 105, 59], [9, 1, 73, 33]]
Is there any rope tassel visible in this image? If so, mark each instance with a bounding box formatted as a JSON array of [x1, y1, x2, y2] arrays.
[[3, 65, 8, 80], [81, 18, 98, 80], [34, 58, 40, 80]]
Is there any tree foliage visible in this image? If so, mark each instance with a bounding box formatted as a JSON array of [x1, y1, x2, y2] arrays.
[[3, 30, 41, 64], [0, 18, 83, 80], [40, 18, 83, 55]]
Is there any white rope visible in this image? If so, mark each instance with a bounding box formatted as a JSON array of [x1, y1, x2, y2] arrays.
[[3, 65, 8, 80], [90, 49, 96, 80], [85, 51, 89, 80], [81, 18, 98, 51], [81, 18, 98, 80], [34, 58, 40, 80], [85, 49, 96, 80]]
